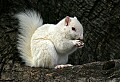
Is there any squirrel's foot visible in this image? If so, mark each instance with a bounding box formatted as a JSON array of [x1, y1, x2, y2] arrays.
[[73, 40, 84, 48], [55, 64, 73, 69]]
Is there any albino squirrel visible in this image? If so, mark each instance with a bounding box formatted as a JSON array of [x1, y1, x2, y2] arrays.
[[16, 10, 84, 69]]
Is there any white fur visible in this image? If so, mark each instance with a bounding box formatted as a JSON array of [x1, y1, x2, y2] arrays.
[[16, 10, 83, 68], [16, 10, 43, 66]]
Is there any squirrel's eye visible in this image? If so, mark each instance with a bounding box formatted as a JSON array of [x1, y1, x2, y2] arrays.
[[72, 27, 76, 31]]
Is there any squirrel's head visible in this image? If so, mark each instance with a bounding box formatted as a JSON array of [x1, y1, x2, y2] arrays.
[[57, 16, 83, 40]]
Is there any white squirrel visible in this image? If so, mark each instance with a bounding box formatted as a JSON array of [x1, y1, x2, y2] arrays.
[[16, 10, 84, 69]]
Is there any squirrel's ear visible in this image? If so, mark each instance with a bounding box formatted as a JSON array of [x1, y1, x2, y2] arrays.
[[74, 16, 77, 19], [65, 16, 71, 26]]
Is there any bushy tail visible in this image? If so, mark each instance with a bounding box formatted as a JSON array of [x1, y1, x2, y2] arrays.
[[16, 10, 43, 66]]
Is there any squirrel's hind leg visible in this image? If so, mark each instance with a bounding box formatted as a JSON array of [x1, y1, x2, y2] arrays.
[[31, 40, 58, 68]]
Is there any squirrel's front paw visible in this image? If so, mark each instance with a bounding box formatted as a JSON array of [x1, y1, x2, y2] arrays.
[[73, 40, 84, 48]]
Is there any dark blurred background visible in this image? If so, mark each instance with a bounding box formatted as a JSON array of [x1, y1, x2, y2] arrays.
[[0, 0, 120, 78]]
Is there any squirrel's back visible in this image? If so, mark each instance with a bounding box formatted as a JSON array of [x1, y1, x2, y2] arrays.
[[16, 10, 43, 66]]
